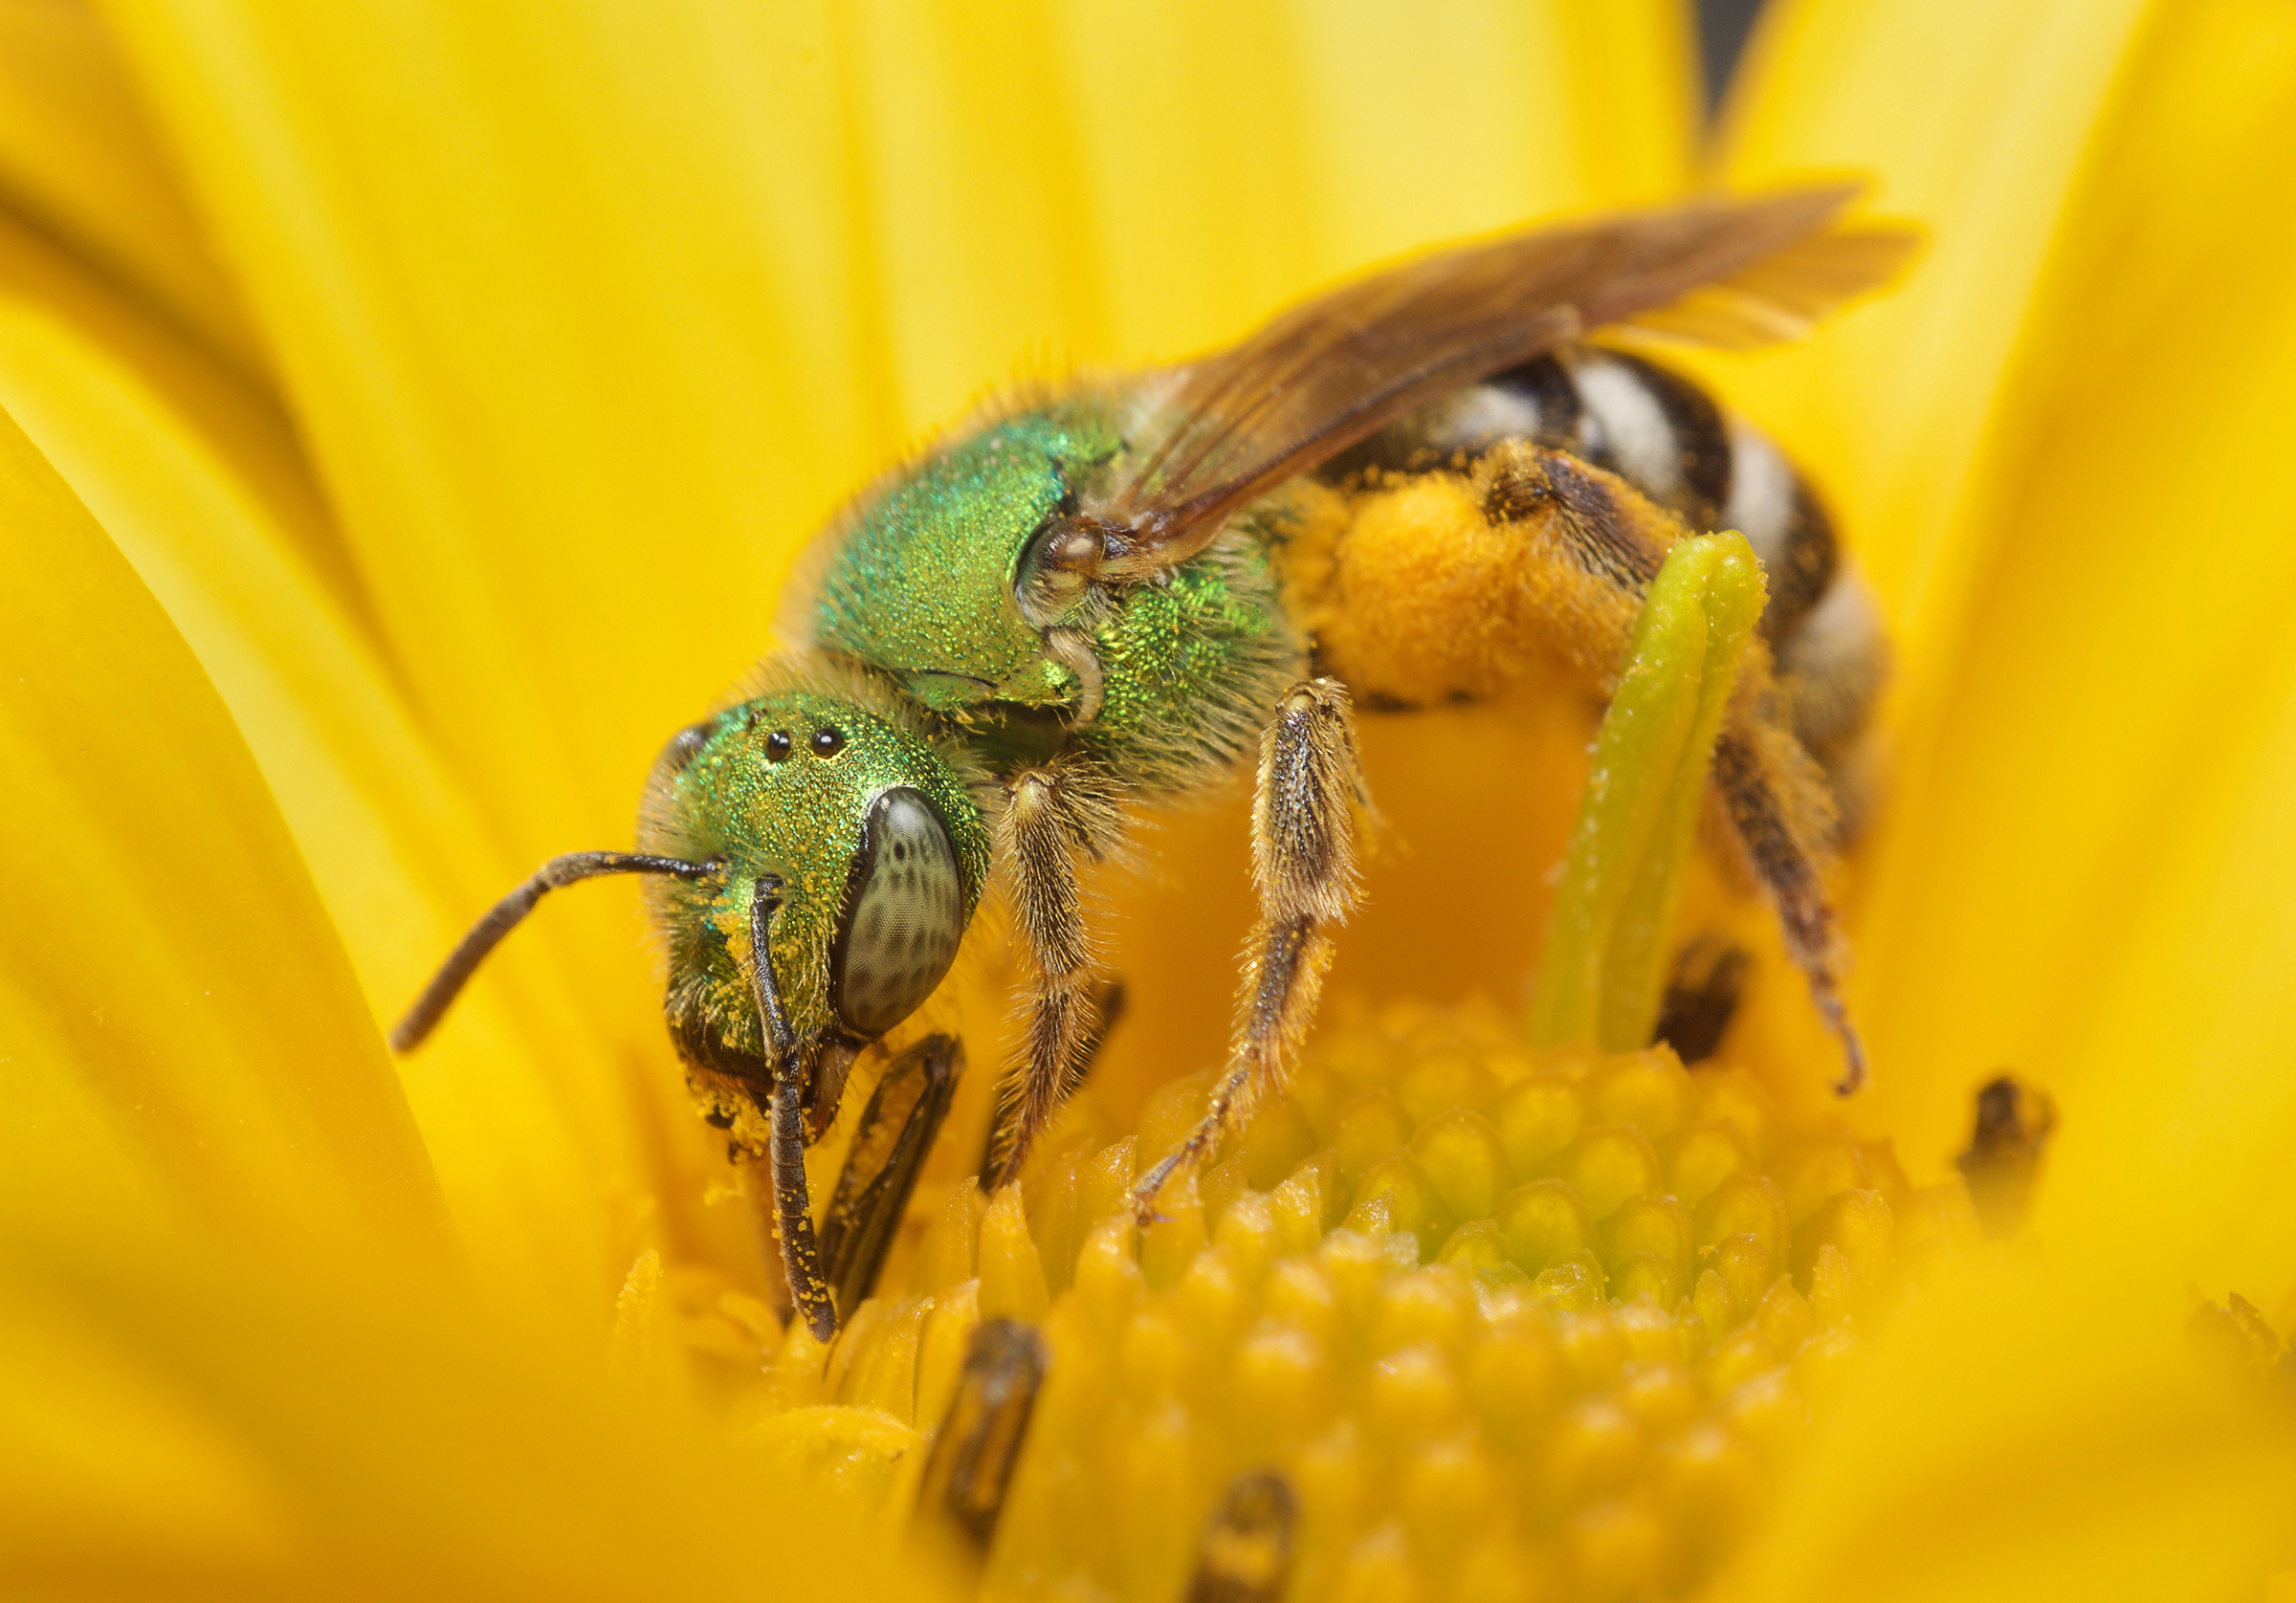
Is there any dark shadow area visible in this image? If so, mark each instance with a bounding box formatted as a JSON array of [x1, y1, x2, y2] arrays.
[[1699, 0, 1766, 116]]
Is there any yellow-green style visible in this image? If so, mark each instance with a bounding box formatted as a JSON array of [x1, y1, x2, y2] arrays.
[[1532, 532, 1765, 1053]]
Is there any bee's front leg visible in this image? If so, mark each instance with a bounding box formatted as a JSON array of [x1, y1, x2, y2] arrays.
[[1134, 679, 1365, 1222], [745, 876, 838, 1340], [818, 1032, 964, 1313], [981, 759, 1117, 1191]]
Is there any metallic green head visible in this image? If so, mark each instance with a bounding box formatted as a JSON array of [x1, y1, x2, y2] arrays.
[[637, 670, 991, 1081], [806, 403, 1123, 714]]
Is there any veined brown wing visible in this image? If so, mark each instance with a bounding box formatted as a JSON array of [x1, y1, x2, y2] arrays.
[[1083, 186, 1916, 578]]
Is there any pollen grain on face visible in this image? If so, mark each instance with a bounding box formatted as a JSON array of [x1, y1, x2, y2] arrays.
[[717, 997, 1980, 1601]]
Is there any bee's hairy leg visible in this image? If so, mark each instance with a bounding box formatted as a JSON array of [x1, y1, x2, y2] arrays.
[[819, 1032, 964, 1313], [977, 976, 1123, 1183], [1710, 719, 1866, 1093], [980, 761, 1117, 1192], [1134, 679, 1364, 1223], [746, 876, 838, 1340]]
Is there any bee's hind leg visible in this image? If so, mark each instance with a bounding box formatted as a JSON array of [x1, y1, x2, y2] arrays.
[[1711, 718, 1866, 1093], [1133, 679, 1365, 1222]]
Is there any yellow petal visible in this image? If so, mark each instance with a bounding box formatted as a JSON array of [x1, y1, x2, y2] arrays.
[[0, 1211, 957, 1598], [0, 397, 447, 1267], [103, 0, 914, 855], [1712, 0, 2152, 691], [2037, 555, 2296, 1289], [1717, 1261, 2296, 1603], [1791, 0, 2296, 1203], [0, 201, 747, 1323], [0, 0, 264, 378]]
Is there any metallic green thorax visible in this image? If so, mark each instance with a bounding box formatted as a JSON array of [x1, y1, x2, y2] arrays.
[[812, 406, 1122, 714], [808, 402, 1301, 788], [1080, 538, 1298, 785], [636, 685, 989, 1063]]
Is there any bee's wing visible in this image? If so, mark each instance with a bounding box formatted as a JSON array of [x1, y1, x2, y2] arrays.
[[1091, 185, 1916, 575]]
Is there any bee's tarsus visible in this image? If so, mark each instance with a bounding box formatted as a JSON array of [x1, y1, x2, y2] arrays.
[[388, 849, 719, 1054], [1831, 1017, 1869, 1097]]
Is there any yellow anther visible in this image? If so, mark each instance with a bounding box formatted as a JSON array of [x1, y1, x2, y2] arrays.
[[1241, 1092, 1318, 1188], [978, 1184, 1051, 1322], [1556, 1304, 1628, 1391], [1468, 1329, 1564, 1446], [1695, 1172, 1789, 1256], [1140, 1168, 1207, 1290], [1212, 1190, 1283, 1285], [757, 999, 1975, 1593], [1614, 1297, 1687, 1366], [1262, 1257, 1341, 1350], [843, 1295, 932, 1421], [913, 1282, 979, 1428], [1567, 1494, 1670, 1603], [1534, 1251, 1608, 1311], [1231, 1317, 1336, 1446], [1664, 1121, 1753, 1207], [1410, 1107, 1512, 1220], [1775, 1135, 1870, 1223], [1612, 1252, 1687, 1306], [1175, 1243, 1247, 1349], [917, 1182, 983, 1292], [1710, 1233, 1776, 1320], [1435, 1217, 1512, 1274], [1721, 1368, 1806, 1461], [1394, 1050, 1502, 1127], [1499, 1177, 1594, 1273], [1756, 1276, 1817, 1353], [1331, 1088, 1416, 1184], [1556, 1125, 1664, 1220], [1400, 1434, 1499, 1560], [1543, 1395, 1645, 1510], [1373, 1266, 1474, 1353], [1365, 1342, 1468, 1445], [1495, 1071, 1585, 1174], [1588, 1050, 1695, 1140], [1346, 1153, 1451, 1258], [1601, 1195, 1693, 1285], [1120, 1302, 1190, 1400]]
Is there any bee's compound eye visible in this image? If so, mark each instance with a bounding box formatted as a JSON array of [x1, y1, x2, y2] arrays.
[[811, 728, 847, 758], [662, 720, 713, 773], [831, 788, 965, 1039], [764, 730, 794, 762]]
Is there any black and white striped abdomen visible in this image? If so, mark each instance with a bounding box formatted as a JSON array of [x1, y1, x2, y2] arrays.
[[1325, 345, 1886, 764]]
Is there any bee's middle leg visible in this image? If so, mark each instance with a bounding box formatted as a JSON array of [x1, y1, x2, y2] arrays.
[[1133, 679, 1364, 1221]]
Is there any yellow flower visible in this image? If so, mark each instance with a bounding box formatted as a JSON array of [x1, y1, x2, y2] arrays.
[[2, 1, 2292, 1598]]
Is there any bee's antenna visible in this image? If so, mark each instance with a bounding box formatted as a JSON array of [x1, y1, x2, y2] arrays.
[[388, 851, 721, 1053]]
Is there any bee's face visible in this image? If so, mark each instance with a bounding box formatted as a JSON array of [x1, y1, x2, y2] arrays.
[[639, 688, 990, 1057], [807, 404, 1122, 714]]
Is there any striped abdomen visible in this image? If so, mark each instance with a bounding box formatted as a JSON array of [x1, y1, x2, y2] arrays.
[[1322, 346, 1886, 769]]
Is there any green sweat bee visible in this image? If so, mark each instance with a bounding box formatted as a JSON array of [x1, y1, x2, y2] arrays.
[[396, 187, 1912, 1338]]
